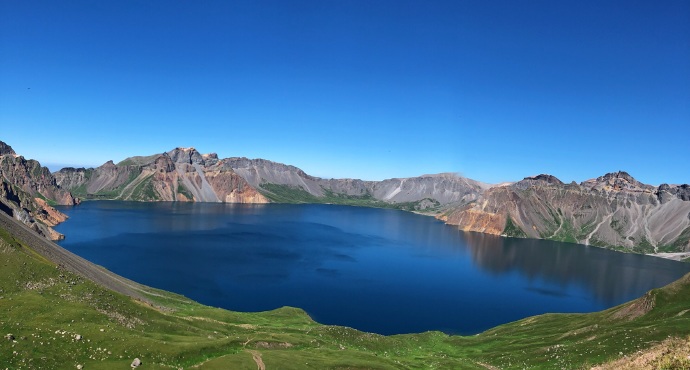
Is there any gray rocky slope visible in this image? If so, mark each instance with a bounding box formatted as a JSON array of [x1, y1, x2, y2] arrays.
[[225, 157, 487, 207], [441, 172, 690, 253]]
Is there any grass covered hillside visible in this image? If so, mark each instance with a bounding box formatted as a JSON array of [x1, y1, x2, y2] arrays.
[[2, 211, 690, 369]]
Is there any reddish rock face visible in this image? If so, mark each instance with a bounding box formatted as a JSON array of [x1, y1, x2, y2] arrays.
[[205, 171, 269, 204]]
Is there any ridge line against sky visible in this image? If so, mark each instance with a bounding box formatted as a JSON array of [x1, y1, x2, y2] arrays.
[[1, 1, 688, 185]]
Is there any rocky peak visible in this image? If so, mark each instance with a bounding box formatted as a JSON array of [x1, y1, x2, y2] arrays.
[[527, 174, 564, 184], [57, 167, 87, 173], [152, 154, 176, 173], [658, 183, 690, 202], [512, 174, 564, 190], [167, 147, 205, 165], [600, 171, 636, 184], [581, 171, 653, 194], [0, 141, 16, 156], [202, 153, 219, 165], [102, 160, 117, 168]]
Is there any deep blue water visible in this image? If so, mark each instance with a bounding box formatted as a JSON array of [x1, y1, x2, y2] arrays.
[[54, 201, 690, 335]]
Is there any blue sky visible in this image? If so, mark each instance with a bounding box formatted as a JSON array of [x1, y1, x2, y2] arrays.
[[1, 1, 688, 185]]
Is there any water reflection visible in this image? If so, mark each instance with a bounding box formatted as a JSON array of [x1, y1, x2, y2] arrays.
[[460, 231, 682, 305], [54, 201, 690, 335]]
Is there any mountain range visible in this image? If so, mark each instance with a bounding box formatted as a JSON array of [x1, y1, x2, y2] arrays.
[[3, 139, 690, 368], [1, 140, 688, 254]]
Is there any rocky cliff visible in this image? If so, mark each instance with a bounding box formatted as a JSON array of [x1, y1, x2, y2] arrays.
[[55, 148, 269, 203], [439, 172, 690, 253], [0, 141, 76, 240]]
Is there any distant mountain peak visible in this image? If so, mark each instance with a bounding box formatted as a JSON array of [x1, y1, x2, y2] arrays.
[[581, 171, 652, 193], [599, 171, 636, 183], [525, 174, 564, 184], [167, 147, 204, 165]]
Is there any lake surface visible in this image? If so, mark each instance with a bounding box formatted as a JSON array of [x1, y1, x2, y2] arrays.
[[55, 201, 690, 335]]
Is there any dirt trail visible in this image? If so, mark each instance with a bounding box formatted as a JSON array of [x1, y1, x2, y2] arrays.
[[246, 350, 266, 370]]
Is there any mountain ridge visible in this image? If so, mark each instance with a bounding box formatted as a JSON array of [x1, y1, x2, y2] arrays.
[[52, 145, 690, 254], [2, 140, 689, 254]]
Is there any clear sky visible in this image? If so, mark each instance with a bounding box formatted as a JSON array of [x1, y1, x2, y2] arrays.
[[1, 1, 688, 185]]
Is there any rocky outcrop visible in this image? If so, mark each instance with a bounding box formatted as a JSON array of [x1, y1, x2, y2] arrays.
[[440, 172, 690, 253], [0, 152, 75, 206], [55, 148, 269, 204], [0, 141, 16, 156], [0, 140, 75, 240]]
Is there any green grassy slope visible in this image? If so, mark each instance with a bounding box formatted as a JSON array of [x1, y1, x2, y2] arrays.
[[2, 217, 690, 369]]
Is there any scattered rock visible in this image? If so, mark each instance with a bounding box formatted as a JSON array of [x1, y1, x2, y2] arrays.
[[5, 334, 14, 341], [75, 334, 82, 341], [76, 365, 83, 370], [131, 358, 141, 368]]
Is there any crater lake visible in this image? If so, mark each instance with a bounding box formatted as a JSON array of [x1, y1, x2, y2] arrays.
[[54, 201, 690, 335]]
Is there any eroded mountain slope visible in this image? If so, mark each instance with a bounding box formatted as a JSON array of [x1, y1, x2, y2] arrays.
[[55, 147, 268, 203], [227, 157, 485, 209], [440, 172, 690, 253]]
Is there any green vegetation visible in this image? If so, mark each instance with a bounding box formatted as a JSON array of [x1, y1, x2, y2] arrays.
[[258, 183, 321, 203], [258, 183, 441, 212], [117, 154, 160, 167], [549, 219, 579, 244], [79, 171, 141, 200], [35, 192, 58, 207], [503, 217, 527, 238], [65, 170, 94, 199], [631, 236, 656, 254], [130, 175, 157, 200], [3, 220, 690, 369], [576, 220, 598, 242], [659, 226, 690, 253], [176, 180, 194, 200]]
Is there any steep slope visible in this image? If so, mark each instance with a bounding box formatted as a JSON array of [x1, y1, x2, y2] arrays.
[[440, 172, 690, 253], [227, 157, 485, 210], [0, 140, 76, 240], [55, 148, 269, 203]]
